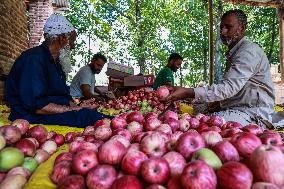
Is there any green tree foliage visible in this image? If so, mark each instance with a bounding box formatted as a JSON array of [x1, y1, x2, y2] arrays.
[[65, 0, 279, 87]]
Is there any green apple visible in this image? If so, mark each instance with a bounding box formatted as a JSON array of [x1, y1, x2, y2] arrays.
[[192, 148, 222, 170], [0, 147, 24, 172], [22, 157, 38, 173], [141, 100, 148, 107]]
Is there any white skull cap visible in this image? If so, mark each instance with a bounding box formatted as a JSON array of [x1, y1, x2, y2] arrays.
[[43, 13, 75, 35]]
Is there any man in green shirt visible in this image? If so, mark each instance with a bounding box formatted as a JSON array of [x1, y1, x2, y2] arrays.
[[153, 53, 183, 90]]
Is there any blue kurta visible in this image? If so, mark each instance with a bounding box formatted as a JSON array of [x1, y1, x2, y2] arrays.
[[5, 43, 111, 127]]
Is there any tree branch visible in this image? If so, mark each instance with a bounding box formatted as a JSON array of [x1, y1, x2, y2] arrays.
[[101, 0, 135, 23]]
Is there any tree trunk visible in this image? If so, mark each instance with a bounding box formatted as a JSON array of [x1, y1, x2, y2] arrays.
[[268, 9, 277, 63], [135, 0, 146, 74], [180, 68, 183, 87], [279, 7, 284, 83], [202, 26, 208, 82], [214, 0, 223, 83]]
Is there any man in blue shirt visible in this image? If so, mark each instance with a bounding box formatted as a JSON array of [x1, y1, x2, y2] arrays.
[[5, 14, 111, 127]]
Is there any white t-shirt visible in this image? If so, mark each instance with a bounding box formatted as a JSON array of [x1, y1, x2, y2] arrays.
[[70, 65, 96, 98]]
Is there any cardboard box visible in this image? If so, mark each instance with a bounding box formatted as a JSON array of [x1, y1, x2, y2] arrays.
[[124, 75, 155, 87], [106, 62, 134, 79]]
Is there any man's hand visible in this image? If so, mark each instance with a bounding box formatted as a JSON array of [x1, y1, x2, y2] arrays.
[[164, 86, 195, 102]]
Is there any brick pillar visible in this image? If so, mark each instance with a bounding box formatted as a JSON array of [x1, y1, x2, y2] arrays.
[[28, 0, 53, 48], [0, 0, 28, 103]]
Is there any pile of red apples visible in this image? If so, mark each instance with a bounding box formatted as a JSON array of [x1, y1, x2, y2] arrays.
[[51, 110, 284, 189], [80, 87, 176, 113]]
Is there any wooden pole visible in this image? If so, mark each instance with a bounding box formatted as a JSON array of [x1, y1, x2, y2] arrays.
[[279, 6, 284, 84], [209, 0, 214, 85]]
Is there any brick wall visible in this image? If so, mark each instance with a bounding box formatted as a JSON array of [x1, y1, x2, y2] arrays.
[[0, 0, 28, 103], [29, 0, 53, 48]]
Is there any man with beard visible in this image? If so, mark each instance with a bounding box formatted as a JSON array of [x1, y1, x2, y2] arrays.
[[5, 14, 111, 127], [70, 53, 108, 100], [164, 9, 275, 128], [153, 53, 183, 90]]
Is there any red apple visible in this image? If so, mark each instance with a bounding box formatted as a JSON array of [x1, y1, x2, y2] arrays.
[[258, 133, 282, 146], [64, 132, 80, 143], [163, 111, 178, 121], [175, 131, 205, 160], [111, 117, 128, 130], [205, 126, 222, 133], [201, 131, 223, 147], [196, 123, 209, 133], [47, 131, 56, 140], [26, 138, 40, 149], [0, 126, 21, 144], [57, 175, 85, 189], [52, 134, 65, 146], [223, 121, 243, 129], [180, 113, 191, 122], [211, 141, 240, 163], [94, 125, 112, 141], [69, 141, 98, 154], [140, 133, 167, 157], [54, 152, 73, 165], [11, 119, 29, 135], [146, 184, 166, 189], [132, 132, 146, 143], [141, 157, 170, 184], [86, 164, 117, 189], [250, 145, 284, 186], [98, 140, 127, 165], [157, 86, 169, 99], [71, 149, 98, 175], [155, 124, 172, 135], [170, 131, 183, 141], [230, 132, 262, 158], [0, 173, 5, 183], [126, 111, 144, 124], [110, 135, 130, 148], [83, 126, 95, 135], [179, 118, 190, 132], [145, 112, 158, 120], [121, 150, 148, 175], [113, 129, 132, 141], [181, 160, 217, 189], [145, 118, 161, 131], [94, 118, 111, 127], [217, 161, 253, 189], [27, 125, 48, 144], [188, 118, 200, 129], [199, 115, 210, 123], [50, 161, 71, 184], [242, 124, 263, 135], [111, 175, 143, 189], [127, 121, 143, 136], [221, 128, 243, 138], [208, 115, 225, 127], [16, 139, 36, 156], [84, 135, 95, 143], [164, 118, 179, 132], [252, 182, 280, 189], [167, 176, 182, 189], [163, 151, 186, 176]]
